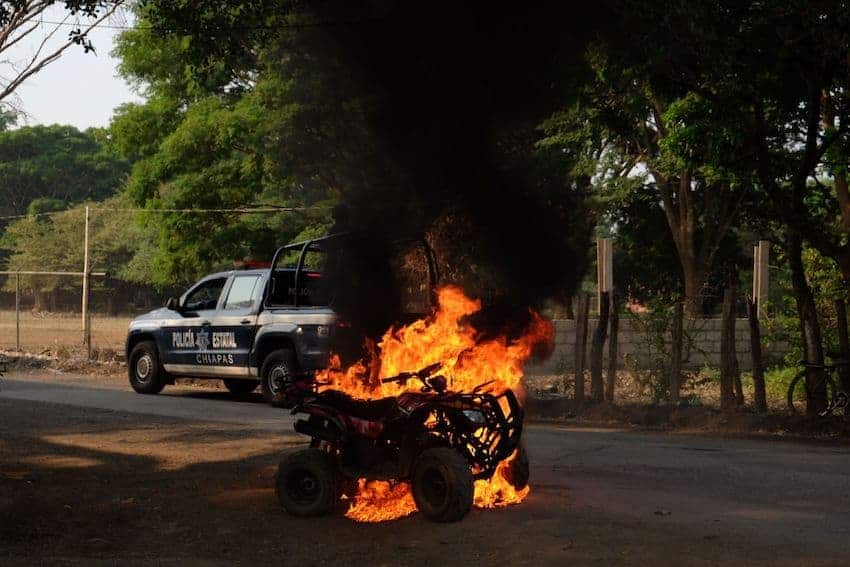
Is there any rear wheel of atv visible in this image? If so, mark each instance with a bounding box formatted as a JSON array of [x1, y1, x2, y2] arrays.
[[223, 379, 258, 395], [275, 448, 338, 517], [500, 443, 530, 490], [128, 340, 166, 394], [261, 349, 296, 406], [411, 447, 473, 522]]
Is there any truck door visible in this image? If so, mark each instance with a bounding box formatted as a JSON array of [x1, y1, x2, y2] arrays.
[[207, 273, 264, 377], [161, 276, 228, 374]]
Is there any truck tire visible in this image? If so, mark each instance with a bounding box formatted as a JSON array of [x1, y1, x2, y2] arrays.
[[261, 349, 297, 406], [411, 447, 473, 522], [128, 340, 166, 394], [223, 379, 258, 395], [275, 448, 338, 517]]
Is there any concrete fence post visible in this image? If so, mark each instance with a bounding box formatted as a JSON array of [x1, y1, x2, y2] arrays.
[[753, 240, 769, 318]]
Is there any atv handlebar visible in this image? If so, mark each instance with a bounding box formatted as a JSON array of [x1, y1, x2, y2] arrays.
[[380, 362, 449, 393], [380, 362, 443, 384]]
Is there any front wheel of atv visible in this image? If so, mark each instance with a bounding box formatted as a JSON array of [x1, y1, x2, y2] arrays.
[[261, 349, 296, 406], [411, 447, 473, 522], [275, 448, 338, 517], [500, 443, 530, 490]]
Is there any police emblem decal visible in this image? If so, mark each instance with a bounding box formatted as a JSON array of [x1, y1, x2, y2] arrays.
[[195, 329, 210, 351]]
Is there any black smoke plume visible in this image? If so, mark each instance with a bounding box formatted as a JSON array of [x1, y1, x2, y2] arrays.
[[311, 2, 606, 347]]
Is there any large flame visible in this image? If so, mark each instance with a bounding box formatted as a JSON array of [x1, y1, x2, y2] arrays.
[[343, 480, 418, 523], [319, 285, 552, 399], [344, 450, 530, 523], [318, 285, 552, 522]]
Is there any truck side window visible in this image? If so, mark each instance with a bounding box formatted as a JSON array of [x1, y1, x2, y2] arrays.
[[224, 275, 261, 310], [267, 270, 330, 307], [268, 271, 296, 306], [183, 278, 227, 311], [299, 272, 330, 306]]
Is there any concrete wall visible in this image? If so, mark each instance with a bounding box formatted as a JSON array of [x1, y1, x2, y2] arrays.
[[528, 318, 784, 375]]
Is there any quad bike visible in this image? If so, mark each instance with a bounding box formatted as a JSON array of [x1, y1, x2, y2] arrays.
[[274, 363, 530, 522]]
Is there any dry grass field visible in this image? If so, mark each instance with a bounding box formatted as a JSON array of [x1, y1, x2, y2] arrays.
[[0, 310, 131, 352]]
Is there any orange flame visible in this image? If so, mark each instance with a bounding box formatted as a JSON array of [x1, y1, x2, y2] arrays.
[[320, 285, 552, 522], [344, 480, 417, 523], [474, 450, 530, 509], [344, 450, 531, 522], [319, 285, 553, 398]]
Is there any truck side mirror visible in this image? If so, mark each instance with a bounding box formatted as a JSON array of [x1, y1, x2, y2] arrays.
[[165, 297, 180, 311]]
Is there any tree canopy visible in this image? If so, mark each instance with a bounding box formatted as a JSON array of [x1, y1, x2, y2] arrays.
[[0, 123, 129, 218]]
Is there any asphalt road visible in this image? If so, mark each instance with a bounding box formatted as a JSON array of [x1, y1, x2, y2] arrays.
[[3, 374, 850, 565]]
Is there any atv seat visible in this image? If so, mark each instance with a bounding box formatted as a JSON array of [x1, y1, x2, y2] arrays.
[[317, 390, 397, 421]]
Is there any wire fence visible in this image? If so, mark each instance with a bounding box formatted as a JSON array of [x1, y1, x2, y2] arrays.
[[0, 273, 168, 355], [0, 205, 269, 357], [0, 208, 781, 365]]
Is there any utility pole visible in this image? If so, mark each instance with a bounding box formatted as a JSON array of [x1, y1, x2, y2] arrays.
[[15, 271, 20, 352], [81, 206, 91, 358], [752, 240, 769, 319], [596, 238, 613, 314]]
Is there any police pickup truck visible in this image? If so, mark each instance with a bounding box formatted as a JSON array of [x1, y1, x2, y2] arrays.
[[125, 235, 339, 404]]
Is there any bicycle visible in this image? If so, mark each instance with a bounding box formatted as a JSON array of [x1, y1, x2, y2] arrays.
[[786, 356, 849, 416]]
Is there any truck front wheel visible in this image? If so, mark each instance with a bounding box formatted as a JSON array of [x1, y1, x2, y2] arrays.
[[128, 340, 166, 394], [261, 349, 297, 406]]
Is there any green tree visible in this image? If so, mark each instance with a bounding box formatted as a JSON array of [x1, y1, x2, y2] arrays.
[[599, 0, 850, 413], [1, 194, 158, 304], [0, 124, 130, 218], [538, 41, 748, 317], [107, 4, 395, 285]]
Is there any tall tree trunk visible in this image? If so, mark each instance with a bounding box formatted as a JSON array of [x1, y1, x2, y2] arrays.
[[747, 297, 768, 413], [733, 347, 744, 406], [34, 289, 45, 312], [564, 295, 575, 319], [729, 268, 744, 406], [606, 292, 620, 403], [669, 300, 683, 404], [590, 291, 609, 402], [787, 233, 828, 415], [835, 299, 850, 393], [572, 294, 589, 403], [682, 263, 704, 318], [720, 278, 739, 411]]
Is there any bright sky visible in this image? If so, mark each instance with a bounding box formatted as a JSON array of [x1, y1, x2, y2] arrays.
[[3, 9, 142, 130]]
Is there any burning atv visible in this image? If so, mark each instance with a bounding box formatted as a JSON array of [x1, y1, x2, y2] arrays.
[[275, 363, 529, 522]]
